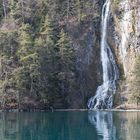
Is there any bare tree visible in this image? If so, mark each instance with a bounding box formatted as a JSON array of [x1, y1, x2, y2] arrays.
[[2, 0, 7, 18]]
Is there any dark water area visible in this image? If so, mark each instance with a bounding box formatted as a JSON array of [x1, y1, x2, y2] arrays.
[[0, 111, 140, 140]]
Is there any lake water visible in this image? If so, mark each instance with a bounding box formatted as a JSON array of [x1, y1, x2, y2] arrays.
[[0, 111, 140, 140]]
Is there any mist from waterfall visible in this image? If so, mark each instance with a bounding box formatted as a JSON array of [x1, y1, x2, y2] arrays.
[[88, 0, 119, 109]]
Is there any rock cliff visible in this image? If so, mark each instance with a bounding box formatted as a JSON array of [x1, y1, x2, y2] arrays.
[[109, 0, 140, 107]]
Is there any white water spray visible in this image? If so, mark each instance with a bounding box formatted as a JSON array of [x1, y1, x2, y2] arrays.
[[88, 0, 119, 109]]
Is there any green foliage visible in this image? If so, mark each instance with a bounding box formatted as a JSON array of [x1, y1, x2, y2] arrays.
[[0, 0, 98, 110], [130, 55, 140, 104], [132, 11, 136, 35], [114, 0, 120, 5], [0, 30, 18, 58], [18, 24, 33, 57], [57, 29, 75, 71]]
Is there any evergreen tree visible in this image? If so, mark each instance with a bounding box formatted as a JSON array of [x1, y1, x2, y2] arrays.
[[0, 0, 96, 109], [18, 23, 33, 58], [57, 29, 75, 72], [35, 15, 61, 107], [56, 29, 75, 107], [14, 23, 41, 98]]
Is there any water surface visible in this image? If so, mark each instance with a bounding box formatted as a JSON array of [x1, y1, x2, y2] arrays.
[[0, 111, 140, 140]]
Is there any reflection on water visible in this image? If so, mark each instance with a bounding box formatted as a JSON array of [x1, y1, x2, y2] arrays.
[[88, 111, 140, 140], [0, 112, 98, 140], [114, 111, 140, 140], [88, 111, 116, 140], [0, 111, 140, 140]]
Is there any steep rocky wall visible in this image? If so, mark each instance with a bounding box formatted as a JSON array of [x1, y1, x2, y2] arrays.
[[71, 0, 140, 108], [66, 0, 104, 108], [108, 0, 140, 106], [110, 0, 140, 79]]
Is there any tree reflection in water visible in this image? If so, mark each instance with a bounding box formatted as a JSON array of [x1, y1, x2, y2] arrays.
[[0, 111, 140, 140]]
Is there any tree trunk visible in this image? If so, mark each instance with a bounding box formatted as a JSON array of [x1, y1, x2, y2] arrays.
[[2, 0, 7, 18]]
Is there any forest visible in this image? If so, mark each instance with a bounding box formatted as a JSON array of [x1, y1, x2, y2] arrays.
[[0, 0, 100, 110], [1, 0, 140, 110]]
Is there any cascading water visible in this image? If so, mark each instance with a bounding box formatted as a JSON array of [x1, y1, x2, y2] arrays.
[[88, 0, 119, 109]]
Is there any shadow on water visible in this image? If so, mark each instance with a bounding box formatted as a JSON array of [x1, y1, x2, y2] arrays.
[[0, 111, 140, 140]]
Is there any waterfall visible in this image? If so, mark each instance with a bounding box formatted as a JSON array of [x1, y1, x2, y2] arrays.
[[88, 0, 119, 109]]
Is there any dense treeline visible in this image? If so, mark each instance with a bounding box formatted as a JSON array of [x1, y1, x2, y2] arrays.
[[0, 0, 100, 110]]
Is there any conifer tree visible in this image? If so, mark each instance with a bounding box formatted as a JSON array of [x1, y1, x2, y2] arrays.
[[14, 23, 40, 97], [57, 29, 74, 72]]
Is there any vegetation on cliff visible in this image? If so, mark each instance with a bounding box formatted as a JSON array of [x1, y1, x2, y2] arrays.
[[130, 55, 140, 104], [0, 0, 100, 110]]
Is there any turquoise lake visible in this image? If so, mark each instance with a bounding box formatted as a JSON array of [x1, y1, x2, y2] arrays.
[[0, 111, 140, 140]]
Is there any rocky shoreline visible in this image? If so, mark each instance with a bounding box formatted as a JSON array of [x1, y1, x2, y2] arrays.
[[1, 106, 140, 112]]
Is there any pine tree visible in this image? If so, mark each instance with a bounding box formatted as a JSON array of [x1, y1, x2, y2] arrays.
[[57, 29, 75, 72], [18, 23, 33, 58], [35, 15, 61, 107], [13, 0, 34, 23], [15, 23, 41, 98], [56, 29, 75, 108]]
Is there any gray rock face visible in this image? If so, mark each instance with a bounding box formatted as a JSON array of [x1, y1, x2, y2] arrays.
[[104, 0, 140, 106], [65, 0, 140, 108], [65, 0, 103, 108], [108, 0, 140, 79]]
